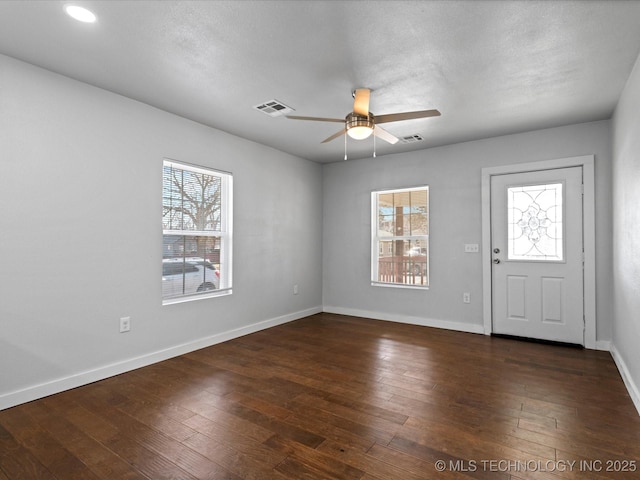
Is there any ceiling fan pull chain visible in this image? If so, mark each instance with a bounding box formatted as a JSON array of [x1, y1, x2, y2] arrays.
[[373, 130, 377, 158], [344, 132, 348, 161]]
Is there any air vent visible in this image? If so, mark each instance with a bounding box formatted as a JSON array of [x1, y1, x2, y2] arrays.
[[253, 99, 294, 117], [400, 134, 424, 144]]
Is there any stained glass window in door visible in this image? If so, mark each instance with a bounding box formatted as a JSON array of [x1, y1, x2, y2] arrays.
[[507, 183, 563, 261]]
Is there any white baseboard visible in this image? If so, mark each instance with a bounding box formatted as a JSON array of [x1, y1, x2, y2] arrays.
[[323, 305, 485, 335], [0, 306, 322, 411], [594, 340, 611, 351], [610, 343, 640, 416]]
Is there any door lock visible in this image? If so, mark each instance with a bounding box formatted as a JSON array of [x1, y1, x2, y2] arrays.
[[493, 248, 500, 254]]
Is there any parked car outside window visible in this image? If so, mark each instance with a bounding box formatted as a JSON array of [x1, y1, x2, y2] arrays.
[[162, 257, 219, 299]]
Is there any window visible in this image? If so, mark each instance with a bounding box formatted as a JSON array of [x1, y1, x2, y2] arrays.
[[507, 182, 563, 261], [372, 186, 429, 287], [162, 160, 232, 303]]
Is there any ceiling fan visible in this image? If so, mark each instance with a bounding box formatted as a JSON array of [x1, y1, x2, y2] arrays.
[[286, 88, 441, 144]]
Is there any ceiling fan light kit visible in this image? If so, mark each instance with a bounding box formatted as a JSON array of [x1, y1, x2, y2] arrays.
[[345, 112, 374, 140]]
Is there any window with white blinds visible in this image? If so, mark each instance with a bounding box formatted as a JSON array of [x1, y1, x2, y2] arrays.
[[162, 160, 232, 303]]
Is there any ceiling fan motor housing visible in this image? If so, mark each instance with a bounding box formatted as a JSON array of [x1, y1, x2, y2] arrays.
[[345, 112, 375, 139]]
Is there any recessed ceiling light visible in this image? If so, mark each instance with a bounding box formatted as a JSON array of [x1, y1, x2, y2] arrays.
[[64, 5, 97, 23]]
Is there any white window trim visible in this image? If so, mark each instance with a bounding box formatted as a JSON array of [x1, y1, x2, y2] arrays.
[[162, 159, 233, 305], [371, 186, 429, 289]]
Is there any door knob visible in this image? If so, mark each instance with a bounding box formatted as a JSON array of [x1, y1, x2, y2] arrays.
[[493, 258, 501, 264]]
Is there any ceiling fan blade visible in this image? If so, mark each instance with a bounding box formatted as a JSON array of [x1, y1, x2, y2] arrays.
[[353, 88, 370, 116], [286, 115, 344, 123], [374, 126, 399, 145], [321, 128, 346, 143], [375, 109, 441, 124]]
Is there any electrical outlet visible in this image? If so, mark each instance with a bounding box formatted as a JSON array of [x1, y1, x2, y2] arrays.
[[463, 293, 471, 304], [464, 244, 479, 253], [293, 284, 299, 295], [119, 316, 131, 333]]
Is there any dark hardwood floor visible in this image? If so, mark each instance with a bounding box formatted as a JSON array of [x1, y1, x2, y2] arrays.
[[1, 313, 639, 479]]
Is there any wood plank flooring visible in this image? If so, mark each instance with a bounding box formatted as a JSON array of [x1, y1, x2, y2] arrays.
[[1, 313, 639, 479]]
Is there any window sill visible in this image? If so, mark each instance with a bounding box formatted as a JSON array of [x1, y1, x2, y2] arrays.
[[162, 288, 232, 306], [371, 282, 429, 290]]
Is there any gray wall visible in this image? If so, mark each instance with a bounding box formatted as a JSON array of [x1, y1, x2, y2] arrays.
[[322, 120, 613, 341], [3, 49, 636, 412], [612, 51, 640, 411], [0, 54, 323, 409]]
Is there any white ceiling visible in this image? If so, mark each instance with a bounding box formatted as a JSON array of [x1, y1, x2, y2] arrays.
[[2, 1, 640, 163]]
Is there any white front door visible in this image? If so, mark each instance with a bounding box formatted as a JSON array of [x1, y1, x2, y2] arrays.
[[490, 167, 584, 345]]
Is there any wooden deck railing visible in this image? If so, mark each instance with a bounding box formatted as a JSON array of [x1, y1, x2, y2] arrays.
[[378, 256, 428, 285]]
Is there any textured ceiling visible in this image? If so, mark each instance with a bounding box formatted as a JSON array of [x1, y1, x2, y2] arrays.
[[1, 0, 640, 163]]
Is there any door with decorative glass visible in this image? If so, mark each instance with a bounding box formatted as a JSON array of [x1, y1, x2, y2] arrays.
[[490, 167, 584, 345]]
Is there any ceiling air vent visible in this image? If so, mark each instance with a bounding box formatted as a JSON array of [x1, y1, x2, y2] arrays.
[[400, 134, 424, 144], [253, 99, 294, 117]]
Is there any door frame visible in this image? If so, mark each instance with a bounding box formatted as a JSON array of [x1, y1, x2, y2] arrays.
[[481, 155, 596, 348]]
